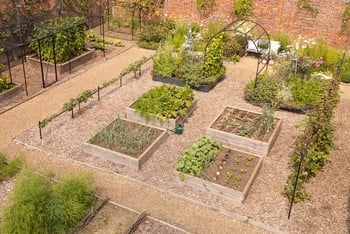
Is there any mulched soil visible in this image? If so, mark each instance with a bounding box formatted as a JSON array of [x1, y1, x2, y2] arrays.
[[12, 57, 350, 233], [203, 148, 259, 193]]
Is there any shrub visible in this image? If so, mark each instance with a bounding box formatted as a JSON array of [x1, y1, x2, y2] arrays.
[[203, 34, 225, 78], [223, 34, 247, 58], [244, 76, 282, 108], [287, 76, 327, 109], [271, 31, 292, 52], [0, 169, 95, 233], [152, 43, 183, 77], [29, 17, 85, 63], [176, 136, 222, 180], [0, 152, 22, 182], [137, 18, 175, 50], [340, 58, 350, 83], [299, 39, 342, 72]]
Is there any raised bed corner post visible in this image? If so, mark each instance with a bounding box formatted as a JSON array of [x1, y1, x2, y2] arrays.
[[38, 39, 45, 88], [39, 121, 42, 140], [20, 44, 28, 96], [288, 148, 306, 219], [52, 35, 58, 82], [71, 108, 74, 118], [6, 50, 13, 83]]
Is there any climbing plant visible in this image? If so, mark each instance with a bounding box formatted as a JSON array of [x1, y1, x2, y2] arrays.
[[296, 0, 318, 17], [232, 0, 253, 19], [196, 0, 215, 16], [341, 4, 350, 33]]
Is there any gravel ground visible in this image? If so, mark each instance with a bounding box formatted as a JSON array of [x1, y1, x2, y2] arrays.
[[14, 57, 350, 233]]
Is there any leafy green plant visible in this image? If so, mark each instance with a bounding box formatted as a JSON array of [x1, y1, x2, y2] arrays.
[[30, 17, 85, 63], [152, 43, 182, 77], [176, 136, 222, 180], [0, 169, 95, 233], [203, 34, 225, 79], [0, 74, 13, 93], [232, 0, 253, 19], [89, 118, 158, 156], [0, 152, 22, 182], [133, 85, 194, 122]]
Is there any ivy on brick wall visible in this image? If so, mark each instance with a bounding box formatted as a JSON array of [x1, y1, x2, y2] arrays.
[[232, 0, 253, 19], [297, 0, 319, 17], [341, 4, 350, 33], [196, 0, 215, 16]]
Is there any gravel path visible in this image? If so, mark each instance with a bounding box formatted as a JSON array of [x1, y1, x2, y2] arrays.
[[0, 48, 269, 233], [7, 54, 350, 233]]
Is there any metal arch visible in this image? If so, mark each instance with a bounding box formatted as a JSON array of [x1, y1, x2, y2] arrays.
[[204, 19, 271, 87]]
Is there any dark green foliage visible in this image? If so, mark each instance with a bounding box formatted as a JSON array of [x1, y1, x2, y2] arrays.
[[176, 136, 222, 180], [137, 18, 175, 50], [0, 169, 95, 233], [30, 17, 85, 63], [0, 152, 22, 182], [133, 85, 194, 122]]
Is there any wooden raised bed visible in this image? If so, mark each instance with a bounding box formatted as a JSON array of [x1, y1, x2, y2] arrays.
[[26, 48, 95, 75], [206, 106, 282, 156], [83, 118, 168, 170], [125, 99, 197, 130], [152, 74, 224, 92], [0, 83, 23, 101], [175, 147, 263, 202]]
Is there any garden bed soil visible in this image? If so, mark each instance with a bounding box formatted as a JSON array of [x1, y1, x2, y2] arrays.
[[152, 74, 224, 92], [125, 99, 197, 130], [83, 118, 167, 170], [80, 202, 138, 234], [175, 147, 262, 202], [0, 83, 23, 101], [207, 106, 282, 156], [26, 48, 96, 75]]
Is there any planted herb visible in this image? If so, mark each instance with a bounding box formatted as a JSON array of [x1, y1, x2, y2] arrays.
[[176, 136, 222, 180], [89, 118, 161, 156]]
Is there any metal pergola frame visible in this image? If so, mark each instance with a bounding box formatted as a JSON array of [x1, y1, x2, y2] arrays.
[[204, 19, 271, 87]]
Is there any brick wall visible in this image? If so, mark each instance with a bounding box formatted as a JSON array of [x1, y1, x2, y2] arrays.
[[163, 0, 350, 49]]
